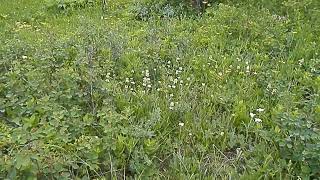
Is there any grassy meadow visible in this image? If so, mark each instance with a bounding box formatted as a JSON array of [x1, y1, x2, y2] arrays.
[[0, 0, 320, 179]]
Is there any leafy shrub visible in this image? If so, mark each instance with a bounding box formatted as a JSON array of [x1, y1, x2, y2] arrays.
[[271, 113, 320, 177], [46, 0, 96, 11], [130, 0, 209, 20]]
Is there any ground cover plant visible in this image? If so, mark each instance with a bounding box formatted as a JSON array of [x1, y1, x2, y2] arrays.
[[0, 0, 319, 179]]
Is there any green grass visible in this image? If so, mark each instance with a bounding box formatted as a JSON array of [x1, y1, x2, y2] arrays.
[[0, 0, 320, 179]]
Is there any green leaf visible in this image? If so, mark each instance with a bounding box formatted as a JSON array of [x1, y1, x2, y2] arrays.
[[15, 154, 31, 170]]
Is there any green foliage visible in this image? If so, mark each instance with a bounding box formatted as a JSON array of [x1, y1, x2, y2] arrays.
[[130, 0, 190, 20], [46, 0, 96, 12], [0, 0, 319, 179], [268, 113, 320, 177]]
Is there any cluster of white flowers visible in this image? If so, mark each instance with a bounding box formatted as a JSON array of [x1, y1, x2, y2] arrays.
[[267, 83, 277, 95], [124, 76, 135, 91], [250, 108, 265, 123], [168, 76, 177, 89], [105, 72, 111, 82], [272, 14, 288, 21], [234, 58, 259, 75], [176, 66, 183, 75], [298, 59, 304, 66], [168, 87, 178, 110], [168, 67, 184, 89], [142, 70, 152, 89]]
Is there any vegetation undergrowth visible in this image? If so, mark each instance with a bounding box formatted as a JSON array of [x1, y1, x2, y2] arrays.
[[0, 0, 319, 179]]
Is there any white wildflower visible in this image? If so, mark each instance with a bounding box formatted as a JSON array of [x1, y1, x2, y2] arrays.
[[298, 59, 304, 66], [256, 108, 265, 112], [250, 112, 256, 118], [178, 122, 184, 127], [246, 66, 250, 73], [254, 118, 262, 123], [169, 102, 175, 110], [236, 148, 242, 155]]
